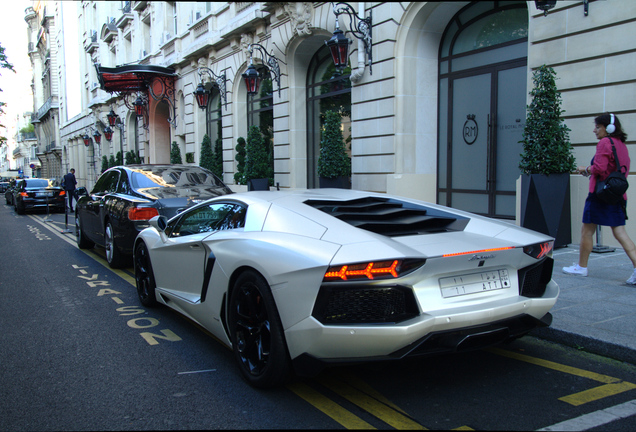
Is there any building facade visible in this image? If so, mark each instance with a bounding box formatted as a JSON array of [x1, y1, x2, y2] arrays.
[[27, 1, 636, 247]]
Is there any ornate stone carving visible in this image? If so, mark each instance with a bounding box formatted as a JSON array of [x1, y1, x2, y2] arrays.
[[284, 2, 313, 36]]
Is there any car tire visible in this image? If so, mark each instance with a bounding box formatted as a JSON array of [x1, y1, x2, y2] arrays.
[[15, 201, 24, 215], [134, 242, 158, 307], [228, 270, 292, 388], [75, 213, 94, 249], [104, 221, 125, 268]]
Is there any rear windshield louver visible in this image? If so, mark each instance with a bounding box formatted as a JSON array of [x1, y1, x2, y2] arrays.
[[305, 197, 468, 236]]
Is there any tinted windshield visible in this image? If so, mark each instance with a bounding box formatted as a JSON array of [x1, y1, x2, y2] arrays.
[[131, 167, 225, 189], [26, 179, 50, 188]]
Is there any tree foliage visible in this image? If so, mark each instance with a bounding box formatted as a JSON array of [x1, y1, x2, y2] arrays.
[[318, 110, 351, 179], [101, 156, 109, 173], [234, 137, 246, 185], [199, 134, 215, 172], [519, 65, 576, 175], [244, 125, 272, 183], [170, 141, 182, 164], [212, 137, 223, 179], [0, 42, 16, 144]]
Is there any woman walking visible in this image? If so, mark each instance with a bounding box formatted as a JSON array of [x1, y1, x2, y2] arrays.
[[563, 113, 636, 284]]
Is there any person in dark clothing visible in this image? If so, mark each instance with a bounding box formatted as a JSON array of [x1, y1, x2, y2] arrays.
[[62, 168, 78, 211]]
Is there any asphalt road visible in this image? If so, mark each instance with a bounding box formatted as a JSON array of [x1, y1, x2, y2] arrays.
[[1, 203, 636, 431]]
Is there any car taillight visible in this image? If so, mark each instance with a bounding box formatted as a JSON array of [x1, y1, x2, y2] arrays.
[[19, 192, 28, 197], [323, 259, 426, 282], [59, 190, 66, 196], [128, 207, 159, 221], [523, 241, 553, 259]]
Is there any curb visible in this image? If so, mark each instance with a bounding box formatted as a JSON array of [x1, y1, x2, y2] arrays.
[[532, 326, 636, 365]]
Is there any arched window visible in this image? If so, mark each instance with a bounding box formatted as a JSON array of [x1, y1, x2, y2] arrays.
[[206, 89, 223, 145], [306, 45, 351, 188], [247, 65, 274, 181]]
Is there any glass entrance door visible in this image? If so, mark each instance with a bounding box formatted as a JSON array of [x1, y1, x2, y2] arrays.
[[445, 64, 526, 218], [437, 1, 528, 219]]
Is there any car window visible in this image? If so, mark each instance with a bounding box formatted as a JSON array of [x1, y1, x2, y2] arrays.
[[131, 166, 226, 189], [92, 171, 120, 194], [26, 179, 49, 188], [118, 170, 132, 194], [169, 203, 246, 238]]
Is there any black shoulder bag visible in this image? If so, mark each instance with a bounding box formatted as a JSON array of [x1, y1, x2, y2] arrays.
[[595, 137, 629, 205]]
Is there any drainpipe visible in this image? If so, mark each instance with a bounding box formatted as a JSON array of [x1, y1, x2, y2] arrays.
[[349, 2, 367, 84]]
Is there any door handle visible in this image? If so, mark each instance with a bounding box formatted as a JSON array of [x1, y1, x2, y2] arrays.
[[190, 244, 201, 249]]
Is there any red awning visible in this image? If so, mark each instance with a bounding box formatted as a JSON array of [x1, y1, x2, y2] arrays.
[[95, 64, 177, 93]]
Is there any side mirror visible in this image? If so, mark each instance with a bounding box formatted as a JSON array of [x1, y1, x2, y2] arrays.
[[76, 187, 89, 197], [149, 215, 168, 232]]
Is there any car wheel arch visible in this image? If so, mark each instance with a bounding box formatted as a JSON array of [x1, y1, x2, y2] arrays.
[[226, 267, 293, 387]]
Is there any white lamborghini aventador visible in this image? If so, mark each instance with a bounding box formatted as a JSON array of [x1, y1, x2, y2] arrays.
[[133, 189, 558, 388]]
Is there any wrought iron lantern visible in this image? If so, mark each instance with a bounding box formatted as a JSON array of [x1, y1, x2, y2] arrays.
[[133, 96, 145, 117], [107, 109, 118, 127], [242, 43, 282, 97], [325, 21, 351, 72], [327, 2, 373, 74], [103, 126, 114, 142], [242, 62, 261, 95], [194, 67, 227, 110]]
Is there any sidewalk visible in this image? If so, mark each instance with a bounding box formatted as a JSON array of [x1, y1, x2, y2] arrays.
[[532, 243, 636, 365]]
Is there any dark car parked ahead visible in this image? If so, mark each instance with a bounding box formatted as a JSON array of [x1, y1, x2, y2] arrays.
[[75, 164, 233, 268], [13, 178, 66, 214]]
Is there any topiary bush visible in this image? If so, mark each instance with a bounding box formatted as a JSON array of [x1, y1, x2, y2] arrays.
[[318, 110, 351, 179], [519, 65, 576, 175], [234, 137, 246, 185], [170, 141, 183, 164]]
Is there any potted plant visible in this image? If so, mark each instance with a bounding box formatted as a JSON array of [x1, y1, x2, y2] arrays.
[[234, 136, 246, 185], [170, 141, 182, 164], [244, 125, 272, 190], [318, 110, 351, 189], [199, 134, 215, 172], [519, 65, 576, 247], [212, 137, 223, 179]]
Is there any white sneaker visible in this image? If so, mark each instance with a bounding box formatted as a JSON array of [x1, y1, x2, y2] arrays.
[[562, 263, 588, 277], [626, 269, 636, 285]]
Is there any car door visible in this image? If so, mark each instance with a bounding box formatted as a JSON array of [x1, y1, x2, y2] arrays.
[[152, 202, 246, 304], [82, 170, 121, 242]]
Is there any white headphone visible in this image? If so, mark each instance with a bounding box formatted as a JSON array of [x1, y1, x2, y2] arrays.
[[606, 113, 616, 134]]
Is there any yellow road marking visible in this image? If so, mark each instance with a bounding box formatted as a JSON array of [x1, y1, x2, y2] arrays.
[[559, 382, 636, 406], [287, 381, 375, 430], [488, 347, 636, 405], [337, 373, 409, 416], [321, 376, 427, 430], [29, 214, 137, 285]]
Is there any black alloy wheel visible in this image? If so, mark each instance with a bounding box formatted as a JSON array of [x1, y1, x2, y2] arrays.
[[75, 213, 95, 249], [134, 242, 157, 307], [228, 270, 291, 388]]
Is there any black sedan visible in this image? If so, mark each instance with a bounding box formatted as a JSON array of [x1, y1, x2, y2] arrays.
[[13, 178, 66, 215], [75, 164, 233, 268]]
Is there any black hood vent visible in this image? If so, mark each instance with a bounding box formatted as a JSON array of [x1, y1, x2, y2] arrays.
[[305, 197, 468, 236]]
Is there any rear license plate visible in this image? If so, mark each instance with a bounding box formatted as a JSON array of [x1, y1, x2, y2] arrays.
[[37, 192, 54, 197], [439, 269, 511, 298]]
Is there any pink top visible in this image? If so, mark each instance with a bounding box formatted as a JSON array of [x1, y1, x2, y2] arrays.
[[589, 136, 630, 199]]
